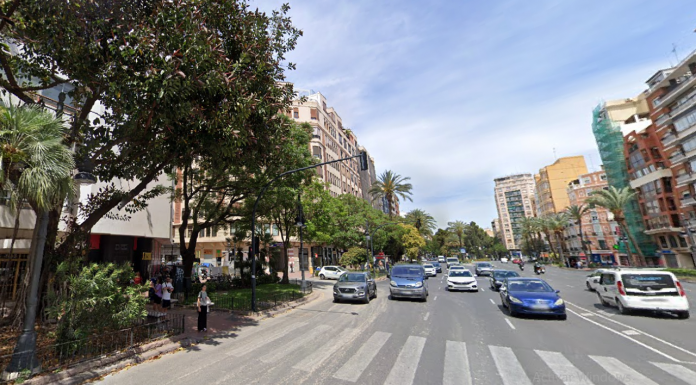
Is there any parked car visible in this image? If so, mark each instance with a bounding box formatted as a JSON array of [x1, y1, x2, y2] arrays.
[[432, 261, 442, 273], [474, 262, 494, 276], [499, 277, 566, 320], [318, 265, 347, 280], [446, 269, 478, 292], [333, 272, 377, 303], [489, 270, 520, 291], [389, 264, 428, 301], [596, 269, 689, 319], [500, 257, 509, 263], [585, 269, 607, 291], [423, 263, 437, 277], [446, 257, 459, 268]]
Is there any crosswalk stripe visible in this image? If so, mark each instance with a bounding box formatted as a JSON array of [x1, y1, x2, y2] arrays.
[[333, 331, 391, 382], [589, 356, 658, 385], [536, 350, 594, 385], [489, 346, 532, 385], [652, 362, 696, 385], [293, 327, 360, 371], [226, 321, 307, 357], [444, 341, 472, 385], [384, 336, 426, 385], [260, 324, 331, 363]]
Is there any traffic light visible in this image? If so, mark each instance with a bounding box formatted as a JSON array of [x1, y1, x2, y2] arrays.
[[359, 151, 369, 171]]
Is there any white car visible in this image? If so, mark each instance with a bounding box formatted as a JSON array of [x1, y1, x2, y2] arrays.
[[318, 266, 348, 280], [585, 269, 606, 291], [446, 269, 478, 292], [596, 269, 690, 319], [423, 263, 437, 277], [446, 257, 459, 268], [438, 256, 446, 263], [500, 257, 509, 263]]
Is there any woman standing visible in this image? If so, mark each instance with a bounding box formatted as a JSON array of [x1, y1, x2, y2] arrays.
[[197, 284, 209, 332], [154, 278, 163, 317]]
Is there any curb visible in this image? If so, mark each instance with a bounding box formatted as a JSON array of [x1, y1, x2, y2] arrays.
[[23, 290, 321, 385]]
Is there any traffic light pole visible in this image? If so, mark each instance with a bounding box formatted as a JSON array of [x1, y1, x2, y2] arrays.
[[249, 151, 368, 312]]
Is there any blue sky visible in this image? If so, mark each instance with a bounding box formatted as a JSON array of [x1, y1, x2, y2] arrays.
[[258, 0, 696, 229]]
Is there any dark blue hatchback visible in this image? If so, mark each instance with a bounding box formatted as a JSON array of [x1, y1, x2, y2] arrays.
[[499, 277, 566, 320]]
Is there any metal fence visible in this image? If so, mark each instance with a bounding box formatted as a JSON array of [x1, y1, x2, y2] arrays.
[[174, 280, 312, 312], [0, 314, 185, 379]]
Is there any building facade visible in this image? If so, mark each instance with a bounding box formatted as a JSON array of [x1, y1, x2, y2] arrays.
[[494, 174, 536, 252], [565, 169, 621, 266], [535, 156, 588, 217]]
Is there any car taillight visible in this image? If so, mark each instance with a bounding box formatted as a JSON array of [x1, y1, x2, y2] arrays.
[[617, 281, 626, 296], [676, 281, 687, 297]]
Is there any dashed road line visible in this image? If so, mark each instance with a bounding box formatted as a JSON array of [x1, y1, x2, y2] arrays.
[[490, 299, 495, 305], [424, 312, 430, 321], [505, 319, 516, 330]]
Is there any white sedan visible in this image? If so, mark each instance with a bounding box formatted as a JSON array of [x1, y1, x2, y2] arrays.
[[500, 257, 509, 263], [423, 263, 437, 277], [585, 269, 606, 291], [446, 269, 478, 292]]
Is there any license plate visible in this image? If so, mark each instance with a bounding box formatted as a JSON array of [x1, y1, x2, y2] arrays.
[[530, 304, 550, 310], [642, 298, 667, 302]]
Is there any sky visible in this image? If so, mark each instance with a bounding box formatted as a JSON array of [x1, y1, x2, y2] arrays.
[[256, 0, 696, 229]]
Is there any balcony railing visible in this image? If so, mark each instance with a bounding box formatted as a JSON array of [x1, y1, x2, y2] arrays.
[[670, 151, 688, 165], [656, 73, 696, 109], [681, 196, 696, 207], [669, 91, 696, 120], [655, 113, 670, 128], [662, 133, 678, 147], [676, 173, 695, 185]]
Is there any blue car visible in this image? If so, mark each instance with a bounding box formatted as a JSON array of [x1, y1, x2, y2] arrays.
[[499, 277, 566, 320], [431, 261, 442, 273], [389, 264, 428, 302]]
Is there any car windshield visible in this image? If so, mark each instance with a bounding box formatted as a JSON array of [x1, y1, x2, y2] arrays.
[[495, 271, 519, 279], [478, 263, 492, 268], [339, 273, 366, 282], [391, 266, 423, 277], [622, 274, 676, 289], [449, 270, 472, 277], [507, 280, 553, 292], [423, 264, 434, 268], [432, 262, 440, 267]]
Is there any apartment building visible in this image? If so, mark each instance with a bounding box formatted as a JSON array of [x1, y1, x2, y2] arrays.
[[291, 89, 363, 199], [494, 174, 536, 253], [565, 169, 621, 266], [358, 146, 388, 213], [534, 156, 588, 217], [644, 52, 696, 268]]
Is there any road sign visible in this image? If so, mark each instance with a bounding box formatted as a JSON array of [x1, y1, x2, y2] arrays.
[[460, 248, 466, 253]]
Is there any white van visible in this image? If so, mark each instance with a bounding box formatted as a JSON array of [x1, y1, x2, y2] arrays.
[[438, 256, 446, 263], [446, 257, 459, 268], [596, 269, 689, 319]]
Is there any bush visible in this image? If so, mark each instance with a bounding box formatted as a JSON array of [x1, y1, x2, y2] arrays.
[[48, 262, 147, 345], [665, 268, 696, 277]]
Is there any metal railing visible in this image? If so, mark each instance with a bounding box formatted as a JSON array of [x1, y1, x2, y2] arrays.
[[0, 314, 185, 379], [175, 280, 312, 312]]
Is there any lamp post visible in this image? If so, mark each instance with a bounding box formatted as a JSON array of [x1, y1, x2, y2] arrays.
[[295, 191, 308, 291], [364, 222, 371, 275]]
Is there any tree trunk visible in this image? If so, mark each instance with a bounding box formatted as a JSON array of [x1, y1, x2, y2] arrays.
[[577, 219, 587, 258], [555, 232, 567, 266], [280, 241, 290, 284], [544, 231, 557, 261], [620, 221, 644, 266]]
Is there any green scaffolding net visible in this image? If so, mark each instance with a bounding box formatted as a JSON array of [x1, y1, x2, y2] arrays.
[[591, 104, 656, 257]]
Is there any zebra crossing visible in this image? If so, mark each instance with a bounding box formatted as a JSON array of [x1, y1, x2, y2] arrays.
[[230, 323, 696, 384]]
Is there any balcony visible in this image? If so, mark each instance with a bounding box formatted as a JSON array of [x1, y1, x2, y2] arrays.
[[655, 73, 696, 109], [669, 91, 696, 120], [676, 172, 696, 187], [670, 151, 687, 164], [662, 133, 679, 148], [681, 196, 696, 207], [655, 113, 670, 129]]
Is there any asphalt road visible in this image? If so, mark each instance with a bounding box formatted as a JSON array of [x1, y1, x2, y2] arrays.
[[98, 263, 696, 385]]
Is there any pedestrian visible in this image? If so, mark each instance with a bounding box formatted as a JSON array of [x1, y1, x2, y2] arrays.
[[290, 260, 294, 273], [197, 284, 210, 332], [133, 271, 142, 285], [148, 279, 158, 315], [162, 276, 174, 315], [154, 277, 163, 316]]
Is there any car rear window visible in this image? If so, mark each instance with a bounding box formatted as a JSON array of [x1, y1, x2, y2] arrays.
[[391, 266, 424, 277], [478, 263, 491, 267], [423, 264, 434, 268], [621, 274, 676, 290]]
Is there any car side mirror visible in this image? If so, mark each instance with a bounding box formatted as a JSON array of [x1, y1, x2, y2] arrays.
[[555, 290, 560, 293]]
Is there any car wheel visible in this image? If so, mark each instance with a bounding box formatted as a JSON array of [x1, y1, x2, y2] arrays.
[[616, 299, 631, 315], [508, 306, 517, 317], [445, 286, 449, 291], [678, 311, 690, 319], [372, 290, 377, 299], [586, 282, 592, 291], [558, 314, 567, 321], [333, 297, 339, 303], [363, 292, 370, 304], [597, 293, 609, 307], [320, 274, 325, 280]]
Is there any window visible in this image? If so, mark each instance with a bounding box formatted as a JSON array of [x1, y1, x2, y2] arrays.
[[310, 108, 318, 120], [293, 107, 299, 119]]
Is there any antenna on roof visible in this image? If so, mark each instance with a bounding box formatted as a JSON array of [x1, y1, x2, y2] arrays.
[[672, 43, 680, 63], [553, 148, 557, 160]]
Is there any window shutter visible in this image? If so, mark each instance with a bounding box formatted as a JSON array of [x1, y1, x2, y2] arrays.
[[310, 108, 318, 120]]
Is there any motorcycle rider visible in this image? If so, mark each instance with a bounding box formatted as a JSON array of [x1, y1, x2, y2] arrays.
[[534, 261, 542, 274], [519, 259, 525, 270]]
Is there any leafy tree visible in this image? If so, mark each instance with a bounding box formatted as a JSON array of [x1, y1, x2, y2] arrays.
[[545, 213, 570, 265], [587, 186, 644, 265], [404, 209, 436, 237], [339, 247, 368, 267], [330, 194, 388, 252], [368, 170, 413, 218], [401, 224, 425, 262]]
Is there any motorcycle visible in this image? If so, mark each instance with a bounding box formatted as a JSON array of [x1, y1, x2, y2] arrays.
[[535, 266, 545, 275], [519, 264, 524, 271]]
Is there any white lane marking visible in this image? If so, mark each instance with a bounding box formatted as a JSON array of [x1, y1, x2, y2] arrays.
[[536, 350, 593, 385], [489, 299, 495, 305], [444, 341, 472, 385], [227, 321, 307, 357], [589, 356, 658, 385], [567, 301, 696, 360], [384, 336, 426, 385], [566, 308, 683, 363], [260, 324, 331, 363], [652, 362, 696, 384], [424, 312, 430, 321], [622, 329, 640, 336], [294, 328, 359, 371], [481, 288, 485, 292], [434, 296, 437, 301], [505, 318, 516, 330], [581, 312, 594, 317], [596, 309, 615, 317], [489, 346, 532, 385], [333, 331, 391, 382]]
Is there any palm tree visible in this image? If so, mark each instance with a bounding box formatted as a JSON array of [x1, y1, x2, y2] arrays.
[[547, 213, 570, 266], [586, 186, 643, 265], [447, 220, 467, 249], [566, 204, 590, 260], [368, 170, 413, 218], [539, 216, 558, 262], [405, 209, 436, 237], [0, 104, 75, 371]]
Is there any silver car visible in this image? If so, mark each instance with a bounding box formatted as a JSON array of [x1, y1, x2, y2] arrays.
[[333, 272, 377, 303]]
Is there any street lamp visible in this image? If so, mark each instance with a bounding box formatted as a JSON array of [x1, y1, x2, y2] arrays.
[[364, 221, 371, 274], [294, 191, 307, 291]]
